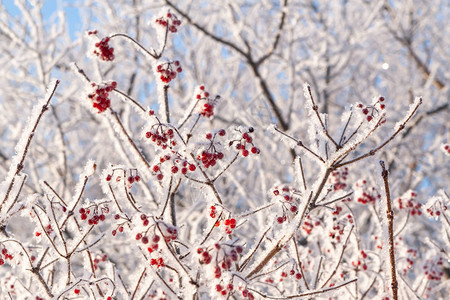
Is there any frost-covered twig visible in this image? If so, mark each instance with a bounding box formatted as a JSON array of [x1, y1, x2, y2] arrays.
[[249, 278, 357, 299], [336, 98, 422, 168], [305, 85, 339, 149], [0, 80, 60, 214], [320, 225, 354, 288]]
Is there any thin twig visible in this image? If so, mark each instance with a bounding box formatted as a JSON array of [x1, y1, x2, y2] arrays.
[[320, 226, 354, 288], [336, 99, 422, 168], [273, 126, 324, 163], [293, 237, 310, 289], [249, 278, 357, 299], [306, 85, 339, 149], [131, 268, 147, 300]]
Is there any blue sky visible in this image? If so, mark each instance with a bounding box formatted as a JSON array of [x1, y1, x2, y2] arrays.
[[3, 0, 82, 40]]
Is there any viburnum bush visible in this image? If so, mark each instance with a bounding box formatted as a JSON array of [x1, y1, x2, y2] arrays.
[[0, 1, 448, 299]]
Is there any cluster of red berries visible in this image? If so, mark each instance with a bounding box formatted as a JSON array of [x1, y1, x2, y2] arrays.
[[328, 208, 353, 242], [195, 85, 217, 118], [401, 249, 417, 275], [155, 11, 181, 33], [356, 96, 386, 122], [152, 153, 196, 181], [156, 61, 182, 84], [197, 130, 226, 168], [426, 201, 448, 217], [223, 218, 237, 234], [198, 247, 213, 264], [423, 257, 444, 281], [354, 180, 381, 204], [357, 97, 386, 122], [150, 257, 165, 268], [352, 250, 369, 271], [0, 247, 13, 266], [301, 214, 325, 235], [90, 34, 115, 61], [93, 253, 108, 270], [106, 173, 140, 184], [279, 269, 303, 282], [209, 205, 219, 218], [241, 289, 255, 299], [215, 283, 235, 297], [230, 128, 260, 157], [111, 214, 125, 236], [146, 125, 177, 150], [79, 206, 108, 226], [197, 243, 243, 272], [328, 167, 348, 191], [88, 81, 117, 113], [396, 191, 422, 216], [272, 186, 299, 224]]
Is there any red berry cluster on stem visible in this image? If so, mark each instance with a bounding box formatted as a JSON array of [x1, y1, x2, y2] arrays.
[[195, 85, 218, 118], [230, 127, 260, 157], [197, 243, 244, 275], [156, 61, 182, 84], [197, 130, 227, 168], [152, 153, 196, 181], [272, 185, 299, 224], [356, 96, 386, 122], [91, 35, 115, 61], [223, 218, 236, 234], [352, 250, 370, 271], [328, 167, 348, 191], [145, 123, 177, 150], [395, 190, 422, 215], [423, 257, 444, 281], [354, 180, 381, 204], [93, 253, 108, 270], [79, 205, 108, 226], [426, 199, 447, 217], [155, 11, 181, 33], [88, 81, 117, 113], [0, 247, 13, 266]]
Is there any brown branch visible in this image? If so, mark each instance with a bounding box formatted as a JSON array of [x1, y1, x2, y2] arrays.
[[110, 108, 151, 169], [256, 0, 289, 66], [165, 0, 289, 132], [131, 268, 147, 300], [380, 161, 398, 300]]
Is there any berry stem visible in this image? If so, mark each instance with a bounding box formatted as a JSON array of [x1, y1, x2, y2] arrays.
[[306, 85, 339, 149]]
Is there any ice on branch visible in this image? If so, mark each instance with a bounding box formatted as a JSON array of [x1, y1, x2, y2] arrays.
[[394, 97, 422, 131]]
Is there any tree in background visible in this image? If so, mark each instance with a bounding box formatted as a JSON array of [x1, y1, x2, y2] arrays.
[[0, 0, 448, 299]]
